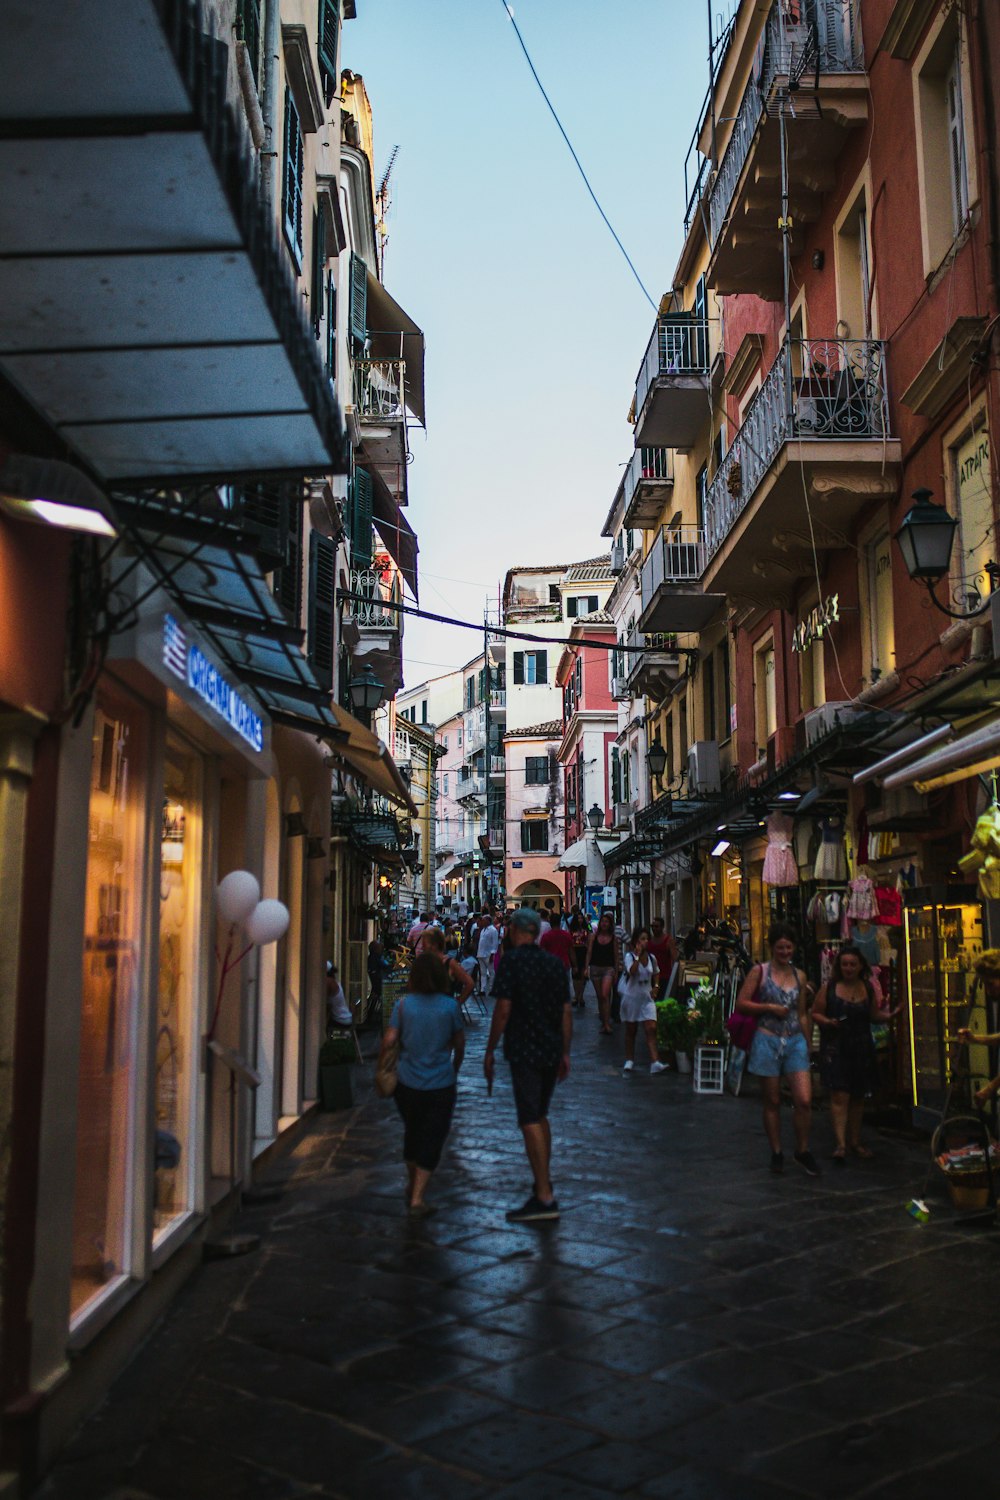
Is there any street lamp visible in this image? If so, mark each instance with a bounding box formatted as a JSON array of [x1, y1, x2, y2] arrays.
[[895, 487, 1000, 617], [348, 662, 384, 715], [646, 740, 668, 783], [587, 803, 604, 831]]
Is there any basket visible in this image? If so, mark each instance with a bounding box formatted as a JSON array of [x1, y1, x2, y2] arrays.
[[931, 1115, 999, 1211]]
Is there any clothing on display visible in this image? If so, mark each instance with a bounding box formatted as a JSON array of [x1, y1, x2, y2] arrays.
[[875, 885, 902, 926], [814, 818, 848, 883], [897, 861, 919, 889], [762, 813, 798, 888], [849, 922, 881, 968], [846, 875, 878, 921]]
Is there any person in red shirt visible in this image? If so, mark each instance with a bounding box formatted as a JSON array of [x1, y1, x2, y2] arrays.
[[648, 917, 676, 1001], [540, 922, 574, 1005]]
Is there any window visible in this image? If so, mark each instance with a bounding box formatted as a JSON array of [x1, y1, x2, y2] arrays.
[[521, 819, 549, 853], [548, 584, 561, 604], [525, 756, 550, 785], [566, 595, 599, 618], [441, 734, 448, 750], [457, 728, 462, 747], [835, 180, 873, 340], [282, 88, 304, 262], [318, 0, 339, 102], [947, 46, 970, 232], [753, 637, 776, 755], [236, 0, 262, 89], [703, 651, 716, 741], [512, 650, 547, 685], [914, 15, 975, 272], [864, 529, 895, 680], [719, 640, 732, 739], [421, 700, 428, 724], [325, 269, 336, 380], [443, 773, 449, 796], [349, 251, 367, 349]]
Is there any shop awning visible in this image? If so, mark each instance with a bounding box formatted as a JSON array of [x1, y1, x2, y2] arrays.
[[882, 718, 1000, 793], [557, 835, 619, 883], [0, 0, 348, 484], [366, 459, 419, 599], [325, 702, 418, 816], [366, 274, 426, 426]]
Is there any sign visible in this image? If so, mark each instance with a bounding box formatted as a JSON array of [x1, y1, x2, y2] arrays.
[[956, 426, 992, 586], [791, 594, 840, 654], [511, 859, 523, 869], [163, 614, 264, 753], [602, 885, 617, 907]]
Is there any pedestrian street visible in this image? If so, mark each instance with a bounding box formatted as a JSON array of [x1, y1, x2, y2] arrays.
[[38, 993, 1000, 1500]]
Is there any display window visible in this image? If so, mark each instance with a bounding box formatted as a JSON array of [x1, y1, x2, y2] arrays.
[[904, 887, 987, 1116], [71, 686, 150, 1321], [154, 732, 205, 1245]]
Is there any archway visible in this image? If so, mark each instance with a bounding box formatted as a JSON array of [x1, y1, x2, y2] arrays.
[[510, 879, 563, 914]]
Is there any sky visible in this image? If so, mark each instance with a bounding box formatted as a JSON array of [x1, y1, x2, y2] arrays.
[[344, 0, 720, 690]]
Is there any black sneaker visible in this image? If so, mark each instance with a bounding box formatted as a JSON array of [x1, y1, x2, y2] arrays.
[[770, 1151, 784, 1175], [505, 1195, 560, 1222], [794, 1150, 821, 1178]]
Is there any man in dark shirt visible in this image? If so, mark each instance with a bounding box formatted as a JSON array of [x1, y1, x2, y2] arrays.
[[648, 917, 676, 1001], [484, 907, 572, 1221]]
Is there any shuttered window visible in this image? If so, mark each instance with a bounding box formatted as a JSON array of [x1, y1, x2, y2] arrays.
[[318, 0, 339, 101], [350, 468, 373, 567], [274, 498, 303, 622], [282, 88, 304, 262], [236, 0, 262, 89], [525, 757, 550, 785], [521, 820, 549, 853], [308, 532, 336, 691], [325, 269, 336, 379], [349, 251, 367, 349], [611, 747, 622, 804], [238, 480, 288, 570], [512, 651, 547, 685], [311, 202, 326, 336]]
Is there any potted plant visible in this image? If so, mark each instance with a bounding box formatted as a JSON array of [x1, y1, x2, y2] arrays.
[[657, 997, 699, 1071]]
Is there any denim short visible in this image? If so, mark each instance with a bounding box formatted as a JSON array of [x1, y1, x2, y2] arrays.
[[748, 1029, 810, 1077]]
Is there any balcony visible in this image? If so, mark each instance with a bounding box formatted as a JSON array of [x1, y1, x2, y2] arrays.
[[701, 338, 898, 602], [464, 703, 486, 753], [618, 448, 674, 532], [348, 566, 402, 694], [707, 0, 868, 296], [456, 773, 486, 803], [634, 314, 711, 449], [354, 358, 409, 504], [488, 754, 506, 778], [489, 688, 507, 711], [623, 625, 684, 700], [639, 525, 724, 633]]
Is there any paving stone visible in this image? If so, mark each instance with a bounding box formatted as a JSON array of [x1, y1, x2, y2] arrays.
[[418, 1409, 595, 1481]]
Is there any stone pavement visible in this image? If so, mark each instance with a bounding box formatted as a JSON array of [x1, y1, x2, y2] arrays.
[[38, 990, 1000, 1500]]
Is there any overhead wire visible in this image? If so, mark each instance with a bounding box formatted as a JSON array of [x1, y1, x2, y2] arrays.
[[495, 1, 657, 314]]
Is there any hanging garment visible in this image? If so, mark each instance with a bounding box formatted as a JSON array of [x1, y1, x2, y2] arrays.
[[846, 875, 878, 920], [856, 810, 870, 867], [814, 817, 848, 883], [896, 862, 919, 890], [850, 922, 881, 967], [794, 819, 815, 871], [824, 891, 841, 923], [876, 926, 894, 967], [875, 886, 902, 926], [820, 945, 836, 984], [762, 813, 798, 888]]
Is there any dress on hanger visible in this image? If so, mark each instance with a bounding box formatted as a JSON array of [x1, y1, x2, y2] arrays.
[[762, 812, 798, 888], [846, 874, 878, 920], [814, 817, 848, 883]]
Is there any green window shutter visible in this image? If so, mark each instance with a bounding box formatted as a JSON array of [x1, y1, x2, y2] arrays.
[[311, 202, 325, 335], [611, 747, 621, 804], [283, 89, 303, 259], [350, 467, 373, 567], [239, 480, 288, 570], [325, 269, 336, 378], [349, 252, 368, 348], [512, 652, 524, 685], [535, 650, 547, 685], [308, 532, 336, 691], [274, 498, 303, 622], [318, 0, 339, 89], [236, 0, 262, 88]]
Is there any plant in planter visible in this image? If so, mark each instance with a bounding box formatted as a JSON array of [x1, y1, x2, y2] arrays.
[[657, 997, 701, 1062], [691, 980, 724, 1045]]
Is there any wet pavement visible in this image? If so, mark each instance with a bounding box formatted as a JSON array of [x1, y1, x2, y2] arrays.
[[38, 991, 1000, 1499]]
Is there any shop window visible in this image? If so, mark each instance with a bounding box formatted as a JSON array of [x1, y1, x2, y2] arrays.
[[521, 819, 549, 853], [951, 421, 994, 608], [72, 686, 150, 1321], [863, 530, 895, 680], [155, 733, 204, 1246], [914, 13, 975, 272], [753, 638, 776, 756]]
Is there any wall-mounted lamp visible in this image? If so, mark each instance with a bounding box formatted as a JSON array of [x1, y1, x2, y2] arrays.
[[811, 249, 825, 271], [895, 486, 1000, 617], [0, 455, 118, 537]]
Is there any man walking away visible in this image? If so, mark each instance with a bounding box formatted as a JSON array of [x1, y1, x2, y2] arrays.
[[476, 912, 500, 997], [484, 907, 572, 1221]]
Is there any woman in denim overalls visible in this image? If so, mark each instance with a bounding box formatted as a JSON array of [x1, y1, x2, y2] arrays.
[[735, 922, 819, 1177]]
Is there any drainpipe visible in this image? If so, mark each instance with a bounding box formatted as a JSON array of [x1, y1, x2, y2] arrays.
[[260, 0, 282, 211]]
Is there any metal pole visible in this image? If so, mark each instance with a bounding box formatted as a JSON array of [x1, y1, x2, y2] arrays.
[[707, 0, 718, 172], [778, 104, 795, 423]]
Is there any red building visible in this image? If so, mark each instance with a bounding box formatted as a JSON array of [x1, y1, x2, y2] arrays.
[[555, 617, 618, 908]]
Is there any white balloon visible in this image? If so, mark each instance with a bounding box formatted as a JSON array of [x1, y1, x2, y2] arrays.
[[217, 870, 261, 925], [246, 899, 290, 946]]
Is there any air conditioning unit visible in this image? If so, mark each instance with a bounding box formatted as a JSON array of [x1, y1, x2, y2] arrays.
[[804, 702, 862, 745], [688, 740, 721, 796], [611, 674, 629, 699], [610, 541, 625, 575]]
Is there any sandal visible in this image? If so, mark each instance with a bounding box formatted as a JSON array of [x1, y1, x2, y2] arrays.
[[849, 1144, 874, 1160], [832, 1148, 846, 1168]]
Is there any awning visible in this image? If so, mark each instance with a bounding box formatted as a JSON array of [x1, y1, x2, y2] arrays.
[[557, 835, 619, 884], [366, 274, 426, 426], [0, 0, 348, 484], [365, 458, 419, 599], [325, 702, 418, 816], [882, 718, 1000, 793]]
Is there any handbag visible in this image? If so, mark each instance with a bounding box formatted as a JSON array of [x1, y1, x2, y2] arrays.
[[374, 999, 403, 1098], [726, 964, 763, 1051]]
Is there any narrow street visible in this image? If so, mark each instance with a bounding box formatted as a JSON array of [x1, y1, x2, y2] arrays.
[[39, 997, 1000, 1500]]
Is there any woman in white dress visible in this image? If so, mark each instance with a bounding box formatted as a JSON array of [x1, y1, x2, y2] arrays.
[[621, 927, 666, 1075]]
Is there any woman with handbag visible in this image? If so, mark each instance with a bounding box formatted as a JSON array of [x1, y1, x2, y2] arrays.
[[813, 944, 900, 1164], [734, 922, 820, 1178], [378, 952, 466, 1217]]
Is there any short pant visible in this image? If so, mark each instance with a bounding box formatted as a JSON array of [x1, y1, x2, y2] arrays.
[[748, 1029, 810, 1077], [508, 1060, 560, 1127], [393, 1082, 457, 1170]]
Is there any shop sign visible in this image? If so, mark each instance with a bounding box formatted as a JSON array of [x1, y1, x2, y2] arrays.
[[163, 614, 264, 753], [602, 885, 617, 906], [791, 594, 839, 654]]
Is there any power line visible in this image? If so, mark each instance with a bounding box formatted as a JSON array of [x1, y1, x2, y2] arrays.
[[496, 1, 657, 314]]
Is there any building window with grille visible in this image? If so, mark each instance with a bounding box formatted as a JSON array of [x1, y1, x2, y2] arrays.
[[521, 819, 549, 853], [282, 88, 304, 264]]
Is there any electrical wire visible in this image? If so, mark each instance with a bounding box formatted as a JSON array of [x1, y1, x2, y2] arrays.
[[496, 1, 656, 313]]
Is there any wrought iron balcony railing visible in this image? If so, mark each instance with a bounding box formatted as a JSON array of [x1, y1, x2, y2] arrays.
[[703, 337, 889, 560], [456, 773, 486, 801], [640, 525, 709, 613], [349, 567, 399, 629], [635, 314, 710, 419], [354, 359, 406, 422], [708, 0, 864, 246]]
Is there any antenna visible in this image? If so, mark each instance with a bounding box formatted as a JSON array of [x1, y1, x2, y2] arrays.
[[377, 144, 400, 201], [375, 145, 400, 277]]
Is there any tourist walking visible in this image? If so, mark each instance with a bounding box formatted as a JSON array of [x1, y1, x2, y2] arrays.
[[620, 927, 667, 1074], [476, 912, 500, 996], [586, 911, 619, 1035], [484, 907, 572, 1221], [735, 922, 819, 1177], [379, 953, 465, 1216], [540, 916, 574, 1002], [813, 944, 900, 1163], [422, 926, 475, 1009], [567, 911, 590, 1007]]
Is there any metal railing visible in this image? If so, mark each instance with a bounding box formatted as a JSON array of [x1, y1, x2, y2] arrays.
[[489, 754, 505, 774], [640, 525, 709, 612], [703, 337, 889, 560], [456, 774, 486, 800], [635, 315, 711, 418], [350, 567, 399, 629], [354, 359, 406, 422], [708, 0, 864, 245], [489, 688, 506, 708], [624, 624, 680, 680], [623, 447, 673, 510], [453, 830, 486, 857]]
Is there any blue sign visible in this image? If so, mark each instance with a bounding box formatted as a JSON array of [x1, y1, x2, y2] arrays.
[[511, 860, 523, 869], [163, 615, 264, 753]]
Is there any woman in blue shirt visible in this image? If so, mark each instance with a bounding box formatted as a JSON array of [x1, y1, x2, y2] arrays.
[[380, 952, 466, 1216]]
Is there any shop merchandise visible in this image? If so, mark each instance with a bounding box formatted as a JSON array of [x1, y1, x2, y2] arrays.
[[849, 922, 881, 968], [876, 927, 894, 967], [762, 812, 798, 888], [814, 818, 848, 883], [875, 885, 902, 926], [962, 803, 1000, 901], [846, 874, 878, 921], [897, 861, 919, 889]]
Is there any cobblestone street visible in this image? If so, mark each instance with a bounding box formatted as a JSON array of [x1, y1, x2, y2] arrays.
[[39, 999, 1000, 1500]]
